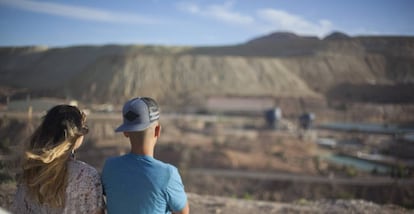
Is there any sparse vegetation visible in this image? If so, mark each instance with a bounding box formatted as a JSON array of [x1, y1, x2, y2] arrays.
[[0, 138, 11, 154]]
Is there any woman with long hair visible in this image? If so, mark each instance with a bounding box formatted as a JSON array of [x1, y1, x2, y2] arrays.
[[13, 105, 104, 213]]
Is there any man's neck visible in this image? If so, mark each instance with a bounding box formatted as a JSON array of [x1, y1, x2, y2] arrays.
[[130, 143, 154, 157]]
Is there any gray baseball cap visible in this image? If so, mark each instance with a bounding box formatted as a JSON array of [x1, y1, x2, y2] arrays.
[[115, 97, 160, 132]]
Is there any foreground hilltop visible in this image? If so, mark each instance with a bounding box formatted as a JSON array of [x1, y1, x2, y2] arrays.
[[1, 32, 414, 109], [187, 193, 412, 214], [0, 184, 411, 214]]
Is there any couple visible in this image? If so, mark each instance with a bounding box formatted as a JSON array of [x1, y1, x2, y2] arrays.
[[13, 97, 190, 214]]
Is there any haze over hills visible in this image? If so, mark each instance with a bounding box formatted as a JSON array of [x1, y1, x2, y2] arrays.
[[1, 31, 414, 109], [2, 32, 414, 213]]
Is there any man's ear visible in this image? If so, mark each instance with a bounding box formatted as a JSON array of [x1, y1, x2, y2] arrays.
[[123, 132, 129, 138], [154, 124, 161, 138]]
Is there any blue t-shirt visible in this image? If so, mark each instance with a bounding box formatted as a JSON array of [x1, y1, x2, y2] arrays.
[[102, 153, 187, 214]]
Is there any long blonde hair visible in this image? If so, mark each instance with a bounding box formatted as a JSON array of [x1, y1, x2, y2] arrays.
[[22, 105, 88, 207]]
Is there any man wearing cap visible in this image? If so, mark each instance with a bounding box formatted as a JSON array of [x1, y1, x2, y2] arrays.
[[102, 97, 189, 214]]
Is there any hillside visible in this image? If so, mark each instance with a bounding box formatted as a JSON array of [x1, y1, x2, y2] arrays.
[[1, 32, 414, 110]]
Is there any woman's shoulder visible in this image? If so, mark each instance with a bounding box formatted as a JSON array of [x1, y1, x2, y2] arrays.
[[68, 159, 100, 179], [65, 160, 104, 213]]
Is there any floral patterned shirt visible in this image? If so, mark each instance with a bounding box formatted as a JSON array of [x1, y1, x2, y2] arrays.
[[13, 160, 104, 214]]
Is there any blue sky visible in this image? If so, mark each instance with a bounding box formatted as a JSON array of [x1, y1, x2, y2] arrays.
[[0, 0, 413, 47]]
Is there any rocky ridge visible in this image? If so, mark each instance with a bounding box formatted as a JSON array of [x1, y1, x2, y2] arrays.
[[1, 32, 414, 109]]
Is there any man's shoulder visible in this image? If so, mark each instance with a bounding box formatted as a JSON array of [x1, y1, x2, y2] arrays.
[[152, 158, 177, 172], [102, 155, 178, 176], [104, 155, 127, 165]]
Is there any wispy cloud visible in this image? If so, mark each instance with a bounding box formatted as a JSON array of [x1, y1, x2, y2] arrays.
[[257, 8, 333, 36], [177, 1, 254, 25], [0, 0, 157, 24], [177, 1, 334, 36]]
